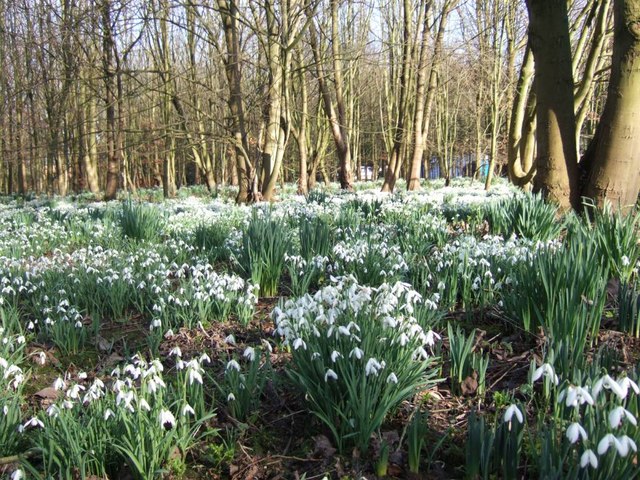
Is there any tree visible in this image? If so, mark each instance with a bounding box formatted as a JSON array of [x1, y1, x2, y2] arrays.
[[216, 0, 258, 203], [406, 0, 457, 191], [525, 0, 580, 210], [526, 0, 639, 211], [580, 0, 640, 209], [306, 0, 355, 191]]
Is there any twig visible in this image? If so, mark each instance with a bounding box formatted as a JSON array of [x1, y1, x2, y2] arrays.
[[0, 450, 40, 465]]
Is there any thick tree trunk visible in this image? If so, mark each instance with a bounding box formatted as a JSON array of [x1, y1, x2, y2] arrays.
[[580, 0, 640, 209], [526, 0, 580, 210]]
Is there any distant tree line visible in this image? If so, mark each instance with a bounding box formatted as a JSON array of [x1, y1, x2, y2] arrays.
[[0, 0, 636, 208]]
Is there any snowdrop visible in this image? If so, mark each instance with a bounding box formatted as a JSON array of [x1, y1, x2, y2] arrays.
[[365, 358, 383, 376], [243, 347, 256, 362], [182, 404, 195, 416], [559, 385, 594, 408], [503, 404, 524, 425], [531, 363, 559, 385], [159, 409, 176, 429], [566, 422, 588, 444], [597, 434, 637, 457], [325, 369, 338, 382], [592, 374, 626, 400], [226, 359, 241, 372], [580, 449, 598, 469], [608, 406, 637, 429]]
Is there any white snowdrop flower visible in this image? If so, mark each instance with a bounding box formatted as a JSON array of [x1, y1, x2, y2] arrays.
[[226, 360, 241, 372], [338, 325, 351, 337], [10, 469, 24, 480], [608, 406, 637, 429], [324, 369, 338, 382], [23, 417, 44, 429], [159, 409, 176, 429], [104, 408, 115, 421], [75, 320, 83, 328], [77, 371, 87, 380], [592, 374, 625, 400], [616, 376, 640, 398], [188, 367, 203, 385], [311, 351, 322, 360], [532, 363, 559, 385], [261, 339, 273, 353], [243, 347, 256, 362], [598, 434, 621, 456], [164, 329, 174, 339], [622, 255, 630, 267], [62, 400, 74, 410], [580, 449, 598, 469], [412, 346, 429, 361], [349, 347, 364, 360], [47, 404, 61, 418], [182, 404, 196, 416], [200, 353, 211, 364], [292, 338, 306, 351], [224, 335, 236, 346], [3, 405, 8, 415], [66, 384, 85, 400], [597, 434, 637, 457], [331, 350, 342, 363], [34, 351, 46, 365], [365, 358, 383, 376], [227, 392, 236, 402], [386, 373, 398, 384], [138, 398, 151, 412], [27, 321, 35, 330], [617, 436, 638, 457], [398, 333, 410, 347], [150, 359, 164, 373], [424, 330, 441, 347], [561, 385, 594, 408], [169, 347, 182, 357], [53, 377, 66, 391], [0, 357, 7, 369], [503, 404, 524, 424], [123, 364, 141, 379], [566, 423, 588, 444]]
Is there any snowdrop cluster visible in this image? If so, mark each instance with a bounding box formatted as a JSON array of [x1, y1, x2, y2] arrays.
[[273, 275, 441, 452], [532, 363, 640, 473]]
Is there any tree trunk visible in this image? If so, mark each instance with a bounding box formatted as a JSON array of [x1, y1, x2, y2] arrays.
[[526, 0, 580, 210], [102, 0, 119, 201], [381, 0, 415, 193], [307, 0, 353, 191], [217, 0, 257, 203], [407, 0, 454, 191], [580, 0, 640, 209], [507, 42, 537, 187]]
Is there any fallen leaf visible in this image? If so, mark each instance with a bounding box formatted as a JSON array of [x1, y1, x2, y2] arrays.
[[34, 387, 60, 400], [312, 434, 336, 459], [461, 371, 479, 396]]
